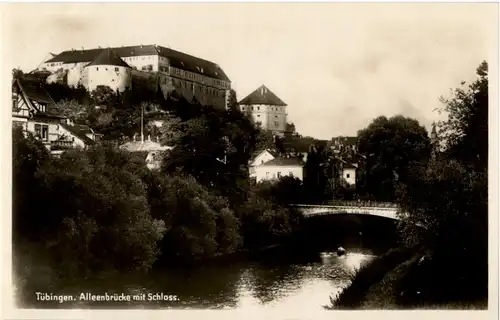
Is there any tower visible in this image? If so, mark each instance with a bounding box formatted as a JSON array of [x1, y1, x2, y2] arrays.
[[83, 48, 132, 93], [238, 85, 287, 136]]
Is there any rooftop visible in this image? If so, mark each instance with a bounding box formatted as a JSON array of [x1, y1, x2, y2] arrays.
[[86, 48, 131, 68], [14, 78, 66, 119], [120, 140, 173, 152], [239, 85, 287, 106], [250, 149, 278, 162], [59, 123, 96, 146], [262, 156, 304, 167]]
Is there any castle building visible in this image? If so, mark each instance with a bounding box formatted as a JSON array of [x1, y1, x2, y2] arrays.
[[83, 48, 132, 92], [238, 85, 288, 136], [38, 44, 231, 109]]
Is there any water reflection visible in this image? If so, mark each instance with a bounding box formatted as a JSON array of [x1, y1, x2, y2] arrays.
[[23, 249, 375, 311]]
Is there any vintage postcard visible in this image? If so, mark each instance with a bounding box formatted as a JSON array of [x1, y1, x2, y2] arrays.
[[1, 2, 498, 320]]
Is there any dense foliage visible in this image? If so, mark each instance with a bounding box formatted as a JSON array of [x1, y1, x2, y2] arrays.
[[356, 115, 432, 202], [330, 61, 489, 308], [13, 82, 303, 277], [395, 61, 489, 304], [13, 129, 165, 277]]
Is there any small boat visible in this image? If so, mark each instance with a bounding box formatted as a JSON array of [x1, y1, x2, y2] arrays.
[[336, 246, 346, 256]]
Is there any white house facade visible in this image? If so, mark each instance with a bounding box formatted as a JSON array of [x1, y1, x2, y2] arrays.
[[253, 157, 305, 183]]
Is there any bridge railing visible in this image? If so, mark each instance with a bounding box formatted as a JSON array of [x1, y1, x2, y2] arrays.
[[289, 200, 398, 208], [324, 200, 398, 208]]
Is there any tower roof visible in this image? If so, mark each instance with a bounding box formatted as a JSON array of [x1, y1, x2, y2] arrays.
[[239, 85, 287, 106], [85, 48, 131, 68]]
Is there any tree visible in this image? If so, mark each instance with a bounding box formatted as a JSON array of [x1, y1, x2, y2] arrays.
[[285, 122, 296, 135], [15, 142, 166, 277], [12, 127, 51, 241], [12, 68, 24, 79], [303, 144, 333, 203], [357, 115, 432, 201], [437, 61, 488, 171], [91, 85, 118, 107], [146, 173, 241, 264], [161, 100, 258, 205], [237, 184, 299, 251], [226, 89, 238, 111], [255, 129, 276, 151], [52, 99, 91, 121], [395, 61, 489, 305]]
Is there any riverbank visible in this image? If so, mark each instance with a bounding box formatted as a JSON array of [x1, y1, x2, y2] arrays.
[[328, 245, 488, 310]]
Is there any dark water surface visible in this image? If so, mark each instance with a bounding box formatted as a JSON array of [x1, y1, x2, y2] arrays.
[[22, 247, 376, 312]]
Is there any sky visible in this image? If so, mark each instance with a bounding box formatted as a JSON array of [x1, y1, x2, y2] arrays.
[[3, 3, 497, 139]]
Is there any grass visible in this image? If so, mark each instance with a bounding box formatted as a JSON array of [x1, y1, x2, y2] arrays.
[[325, 244, 421, 310], [326, 243, 488, 310]]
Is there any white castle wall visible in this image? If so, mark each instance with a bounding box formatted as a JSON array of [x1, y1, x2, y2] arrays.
[[85, 65, 132, 93]]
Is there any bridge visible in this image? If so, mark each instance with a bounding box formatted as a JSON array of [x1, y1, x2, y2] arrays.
[[289, 200, 402, 220]]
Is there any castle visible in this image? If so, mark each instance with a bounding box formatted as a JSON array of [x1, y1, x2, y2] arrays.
[[37, 44, 231, 109]]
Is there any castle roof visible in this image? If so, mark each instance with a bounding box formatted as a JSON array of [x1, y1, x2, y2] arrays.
[[238, 85, 287, 106], [86, 48, 131, 68], [45, 44, 230, 81]]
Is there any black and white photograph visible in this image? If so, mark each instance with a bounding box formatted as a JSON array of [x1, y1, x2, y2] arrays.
[[1, 2, 498, 318]]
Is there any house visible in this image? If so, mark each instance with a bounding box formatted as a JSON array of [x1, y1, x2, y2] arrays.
[[120, 140, 173, 170], [249, 149, 278, 179], [340, 161, 357, 186], [12, 77, 99, 155], [239, 85, 288, 136], [254, 156, 305, 183], [37, 44, 231, 109], [329, 136, 358, 155]]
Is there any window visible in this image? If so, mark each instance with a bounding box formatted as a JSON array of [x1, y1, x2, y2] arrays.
[[277, 172, 282, 179], [257, 107, 260, 110], [34, 124, 41, 138], [115, 67, 119, 72], [12, 98, 19, 112], [39, 103, 46, 112], [96, 67, 99, 71], [266, 172, 270, 178], [41, 125, 48, 141], [289, 172, 293, 176], [257, 114, 260, 117], [346, 173, 350, 178]]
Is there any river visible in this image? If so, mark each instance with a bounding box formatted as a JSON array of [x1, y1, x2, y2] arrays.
[[23, 247, 376, 312]]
